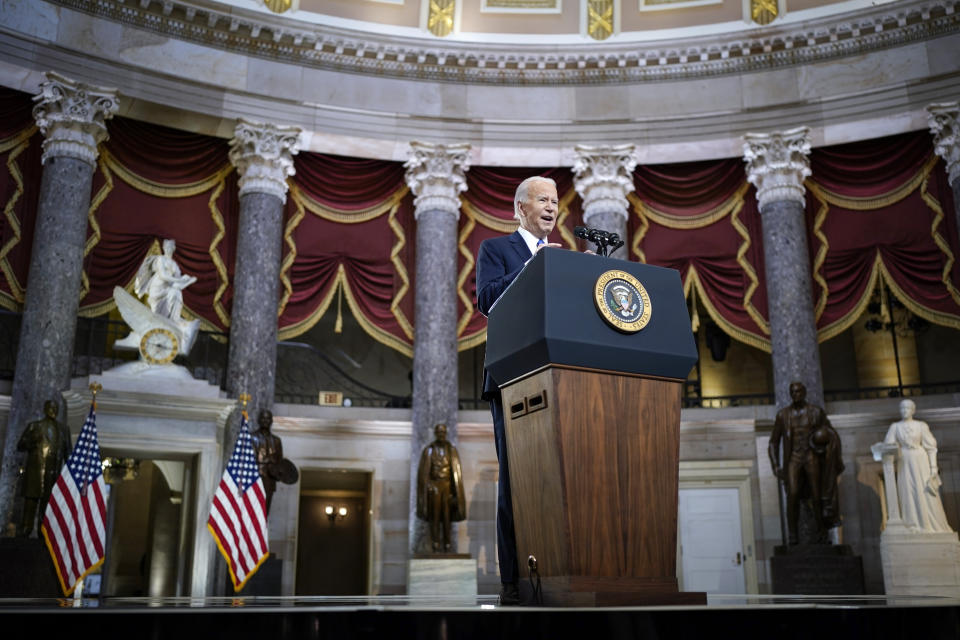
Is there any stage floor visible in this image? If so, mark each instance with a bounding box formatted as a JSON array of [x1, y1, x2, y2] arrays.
[[1, 594, 959, 639]]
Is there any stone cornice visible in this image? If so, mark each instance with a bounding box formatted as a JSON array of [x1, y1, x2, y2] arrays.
[[46, 0, 960, 86]]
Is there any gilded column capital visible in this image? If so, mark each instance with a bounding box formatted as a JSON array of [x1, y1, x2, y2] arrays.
[[928, 102, 960, 186], [31, 72, 119, 167], [572, 144, 637, 222], [743, 127, 812, 211], [228, 119, 302, 203], [404, 141, 471, 219]]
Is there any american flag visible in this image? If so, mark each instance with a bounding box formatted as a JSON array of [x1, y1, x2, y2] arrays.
[[207, 410, 269, 591], [40, 404, 107, 596]]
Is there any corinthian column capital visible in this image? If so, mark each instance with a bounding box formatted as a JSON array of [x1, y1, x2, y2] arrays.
[[404, 141, 471, 219], [229, 119, 302, 203], [743, 127, 812, 211], [31, 72, 119, 167], [928, 102, 960, 186], [572, 144, 637, 221]]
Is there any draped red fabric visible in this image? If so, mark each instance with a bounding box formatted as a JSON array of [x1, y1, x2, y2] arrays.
[[282, 152, 415, 351], [631, 160, 770, 348], [458, 167, 579, 345], [104, 117, 233, 183], [0, 89, 43, 308], [80, 117, 240, 327], [808, 131, 960, 335]]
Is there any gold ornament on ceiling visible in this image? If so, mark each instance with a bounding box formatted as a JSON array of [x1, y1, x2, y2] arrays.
[[428, 0, 456, 38], [263, 0, 292, 14], [750, 0, 778, 25], [588, 0, 614, 41]]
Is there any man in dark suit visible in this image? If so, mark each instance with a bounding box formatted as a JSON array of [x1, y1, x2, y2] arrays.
[[475, 176, 561, 605]]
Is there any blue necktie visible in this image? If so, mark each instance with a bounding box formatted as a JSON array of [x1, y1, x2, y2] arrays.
[[536, 238, 545, 249]]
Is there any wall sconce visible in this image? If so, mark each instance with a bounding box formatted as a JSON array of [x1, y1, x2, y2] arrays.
[[325, 504, 348, 522]]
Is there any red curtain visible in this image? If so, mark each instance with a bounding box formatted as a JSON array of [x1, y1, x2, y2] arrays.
[[0, 88, 42, 309], [80, 117, 239, 329], [808, 131, 960, 339], [631, 159, 770, 350], [282, 153, 415, 355], [2, 85, 958, 357]]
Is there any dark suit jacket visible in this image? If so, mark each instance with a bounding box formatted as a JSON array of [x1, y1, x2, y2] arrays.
[[476, 231, 533, 400]]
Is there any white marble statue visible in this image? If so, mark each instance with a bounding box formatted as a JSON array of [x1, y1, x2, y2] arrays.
[[883, 399, 954, 533], [113, 239, 200, 360], [135, 239, 197, 321]]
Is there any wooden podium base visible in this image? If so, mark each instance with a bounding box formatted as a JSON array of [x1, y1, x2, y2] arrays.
[[503, 365, 692, 607], [518, 576, 707, 607]]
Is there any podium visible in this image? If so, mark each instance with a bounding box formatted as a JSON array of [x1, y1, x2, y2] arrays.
[[485, 249, 701, 606]]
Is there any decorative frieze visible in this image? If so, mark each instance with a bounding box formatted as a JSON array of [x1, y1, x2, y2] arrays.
[[228, 119, 301, 203], [743, 127, 812, 211], [404, 142, 471, 218], [572, 144, 637, 221], [928, 102, 960, 185], [44, 0, 960, 86], [31, 71, 119, 167]]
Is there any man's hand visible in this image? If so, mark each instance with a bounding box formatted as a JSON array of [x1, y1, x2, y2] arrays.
[[535, 242, 562, 253]]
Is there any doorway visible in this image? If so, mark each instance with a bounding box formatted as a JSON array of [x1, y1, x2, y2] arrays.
[[678, 487, 745, 593], [86, 456, 196, 598], [677, 460, 758, 594], [296, 469, 372, 595]]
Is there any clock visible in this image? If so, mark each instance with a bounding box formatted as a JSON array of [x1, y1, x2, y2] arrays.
[[139, 327, 180, 365]]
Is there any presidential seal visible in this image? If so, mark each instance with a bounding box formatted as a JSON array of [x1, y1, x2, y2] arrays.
[[594, 270, 652, 333]]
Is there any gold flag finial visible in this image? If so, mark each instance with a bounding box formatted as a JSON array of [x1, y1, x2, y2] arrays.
[[238, 393, 251, 420], [89, 382, 103, 409]]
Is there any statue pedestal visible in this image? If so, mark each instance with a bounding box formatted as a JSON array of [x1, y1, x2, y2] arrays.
[[407, 555, 477, 597], [0, 537, 63, 597], [770, 544, 865, 594], [880, 528, 960, 597], [235, 553, 283, 596]]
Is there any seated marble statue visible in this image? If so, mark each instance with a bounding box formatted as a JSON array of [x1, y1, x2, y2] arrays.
[[884, 399, 954, 533], [113, 238, 200, 358], [135, 239, 197, 321]]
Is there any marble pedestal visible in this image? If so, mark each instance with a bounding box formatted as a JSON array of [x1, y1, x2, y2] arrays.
[[880, 528, 960, 597], [407, 556, 477, 597], [0, 538, 62, 596], [770, 544, 865, 594]]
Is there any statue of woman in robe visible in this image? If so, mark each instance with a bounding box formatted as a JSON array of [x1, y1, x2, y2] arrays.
[[884, 399, 954, 533]]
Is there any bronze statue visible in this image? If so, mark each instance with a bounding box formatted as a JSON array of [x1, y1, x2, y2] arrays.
[[769, 381, 844, 544], [17, 400, 71, 536], [416, 424, 466, 552], [249, 409, 298, 517]]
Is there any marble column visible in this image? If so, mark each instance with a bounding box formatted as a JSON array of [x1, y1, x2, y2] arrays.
[[225, 119, 300, 436], [572, 144, 637, 260], [743, 127, 825, 408], [927, 102, 960, 233], [0, 72, 119, 529], [403, 141, 470, 554]]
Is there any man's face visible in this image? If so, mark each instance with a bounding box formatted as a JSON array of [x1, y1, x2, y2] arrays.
[[789, 383, 805, 404], [259, 409, 273, 430], [517, 180, 558, 239], [434, 424, 447, 442]]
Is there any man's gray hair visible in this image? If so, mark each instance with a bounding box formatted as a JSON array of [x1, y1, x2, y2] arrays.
[[514, 176, 557, 220]]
